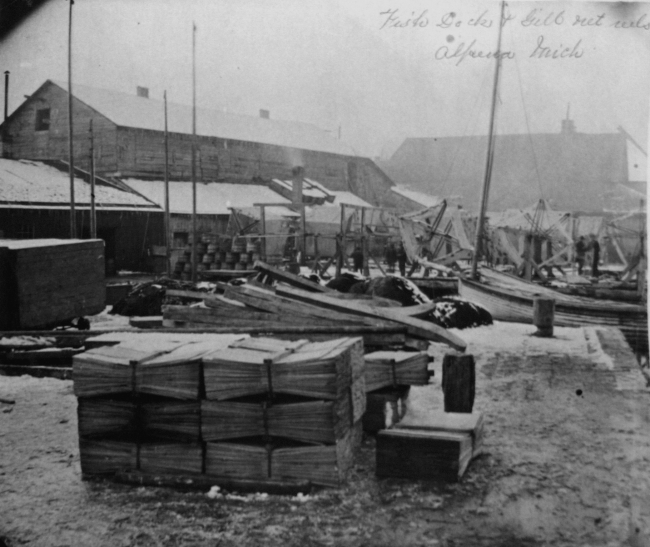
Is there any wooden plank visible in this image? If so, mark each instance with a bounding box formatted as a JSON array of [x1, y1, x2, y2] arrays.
[[223, 284, 390, 327], [253, 260, 332, 293], [275, 286, 467, 351]]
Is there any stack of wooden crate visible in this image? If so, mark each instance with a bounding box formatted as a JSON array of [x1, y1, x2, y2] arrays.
[[361, 351, 431, 433], [73, 335, 365, 489]]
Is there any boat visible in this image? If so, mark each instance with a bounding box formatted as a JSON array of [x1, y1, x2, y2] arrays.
[[460, 268, 648, 353], [457, 1, 648, 354]]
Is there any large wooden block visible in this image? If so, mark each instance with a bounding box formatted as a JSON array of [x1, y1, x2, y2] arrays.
[[364, 351, 430, 392], [395, 411, 485, 458], [79, 438, 138, 475], [362, 386, 410, 433], [139, 443, 203, 475], [0, 239, 106, 329], [376, 428, 473, 482]]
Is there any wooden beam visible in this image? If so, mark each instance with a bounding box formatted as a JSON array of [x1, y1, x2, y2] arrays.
[[253, 260, 332, 292], [275, 286, 467, 351]]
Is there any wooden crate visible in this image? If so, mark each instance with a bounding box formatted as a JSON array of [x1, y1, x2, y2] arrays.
[[77, 397, 137, 438], [0, 239, 106, 329], [395, 411, 485, 458], [205, 421, 362, 488], [79, 438, 138, 475], [140, 399, 202, 442], [376, 428, 473, 482], [201, 394, 361, 444], [139, 443, 203, 475], [364, 351, 430, 392], [203, 337, 365, 403]]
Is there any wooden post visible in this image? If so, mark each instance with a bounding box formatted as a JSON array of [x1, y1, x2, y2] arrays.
[[442, 353, 475, 413], [533, 297, 555, 337], [88, 119, 96, 239], [259, 205, 266, 262], [67, 0, 76, 239], [361, 207, 370, 276], [164, 90, 171, 275]]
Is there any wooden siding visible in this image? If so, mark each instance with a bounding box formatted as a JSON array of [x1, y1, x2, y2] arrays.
[[2, 81, 119, 173], [0, 208, 163, 272]]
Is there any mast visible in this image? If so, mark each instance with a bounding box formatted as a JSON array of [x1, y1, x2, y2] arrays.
[[470, 0, 507, 279]]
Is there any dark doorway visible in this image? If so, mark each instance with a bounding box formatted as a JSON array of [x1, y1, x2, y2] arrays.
[[97, 228, 117, 276]]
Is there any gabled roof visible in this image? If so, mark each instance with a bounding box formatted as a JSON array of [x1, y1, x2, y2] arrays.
[[0, 159, 161, 211], [383, 131, 629, 212], [44, 80, 358, 157], [390, 186, 444, 209], [122, 179, 292, 217]]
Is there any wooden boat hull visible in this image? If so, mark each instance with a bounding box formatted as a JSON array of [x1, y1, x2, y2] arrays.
[[459, 270, 648, 353]]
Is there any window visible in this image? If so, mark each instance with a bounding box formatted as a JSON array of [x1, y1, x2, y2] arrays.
[[35, 108, 50, 131], [173, 232, 189, 248]]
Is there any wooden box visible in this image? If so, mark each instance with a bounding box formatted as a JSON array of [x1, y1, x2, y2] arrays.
[[139, 443, 203, 475], [140, 399, 202, 442], [0, 239, 106, 329], [79, 438, 138, 475], [77, 397, 137, 438], [205, 421, 362, 487], [201, 394, 361, 444], [203, 337, 365, 404], [395, 411, 485, 458], [376, 428, 473, 482], [364, 351, 430, 392]]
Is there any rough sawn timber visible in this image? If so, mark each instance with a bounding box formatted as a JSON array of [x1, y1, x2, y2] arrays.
[[275, 286, 467, 351]]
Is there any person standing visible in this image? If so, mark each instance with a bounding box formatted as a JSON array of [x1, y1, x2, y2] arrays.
[[396, 242, 407, 277], [590, 234, 601, 277], [575, 236, 587, 276], [351, 246, 364, 273], [385, 242, 397, 273]]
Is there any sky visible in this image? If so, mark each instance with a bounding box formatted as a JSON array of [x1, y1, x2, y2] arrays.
[[1, 0, 649, 179]]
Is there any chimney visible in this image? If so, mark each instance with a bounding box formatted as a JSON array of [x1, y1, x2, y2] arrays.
[[4, 71, 9, 122], [259, 109, 270, 119], [291, 166, 304, 205], [137, 86, 149, 98]]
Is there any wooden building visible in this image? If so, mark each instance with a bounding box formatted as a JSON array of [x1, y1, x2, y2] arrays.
[[0, 80, 398, 208], [0, 158, 163, 274]]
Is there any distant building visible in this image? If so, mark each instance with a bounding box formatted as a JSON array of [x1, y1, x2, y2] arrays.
[[379, 119, 645, 213], [0, 80, 398, 208]]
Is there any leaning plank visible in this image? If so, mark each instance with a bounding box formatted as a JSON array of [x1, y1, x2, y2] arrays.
[[275, 286, 467, 351], [254, 260, 333, 293]]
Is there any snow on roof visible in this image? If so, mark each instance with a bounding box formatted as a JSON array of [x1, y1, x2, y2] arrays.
[[0, 159, 160, 211], [391, 186, 443, 208], [50, 80, 358, 157], [328, 191, 373, 208], [271, 177, 334, 201], [123, 179, 293, 217]]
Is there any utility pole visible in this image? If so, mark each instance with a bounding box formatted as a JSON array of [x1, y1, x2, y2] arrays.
[[68, 0, 76, 238], [191, 22, 198, 283], [164, 91, 171, 276], [89, 119, 96, 238]]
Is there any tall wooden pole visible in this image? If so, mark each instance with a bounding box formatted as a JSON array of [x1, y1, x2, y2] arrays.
[[164, 91, 171, 275], [470, 0, 506, 280], [89, 119, 96, 238], [67, 0, 76, 238], [191, 22, 198, 283]]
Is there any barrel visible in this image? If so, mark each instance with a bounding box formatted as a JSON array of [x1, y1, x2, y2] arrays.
[[207, 243, 218, 254], [203, 253, 214, 264], [239, 252, 250, 264], [533, 297, 555, 337], [210, 261, 221, 270], [231, 238, 246, 253]]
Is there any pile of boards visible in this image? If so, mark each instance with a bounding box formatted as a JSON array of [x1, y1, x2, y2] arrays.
[[376, 411, 485, 482], [73, 334, 366, 489], [161, 261, 466, 353]]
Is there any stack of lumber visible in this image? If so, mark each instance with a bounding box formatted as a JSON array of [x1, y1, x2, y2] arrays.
[[0, 239, 105, 329], [161, 261, 467, 352], [376, 411, 484, 482], [362, 351, 431, 433], [202, 337, 365, 487], [73, 335, 365, 489]]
